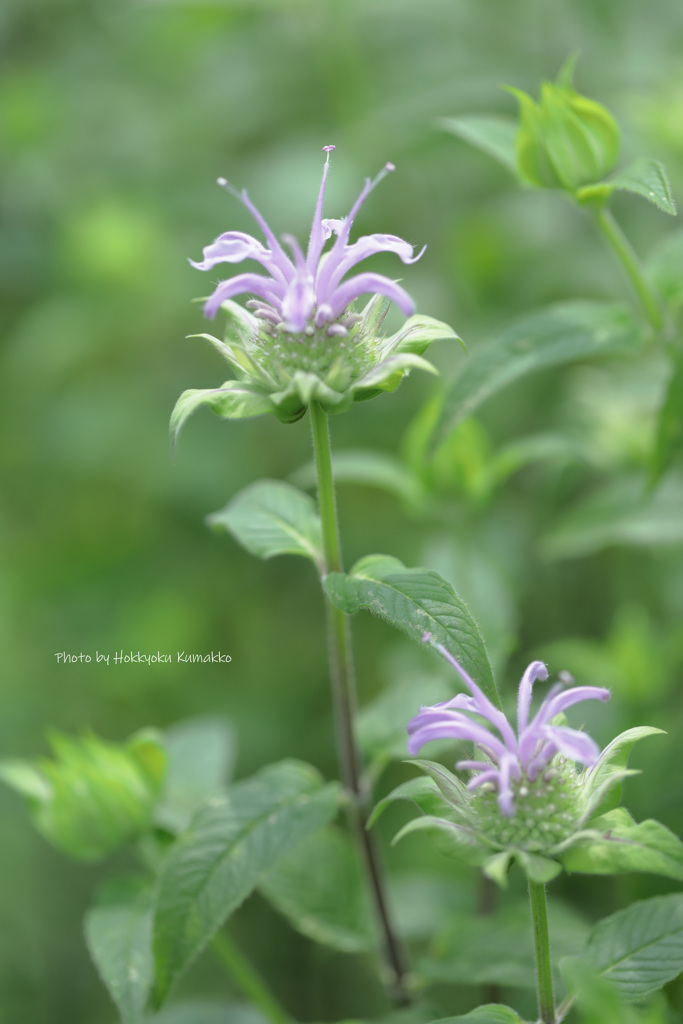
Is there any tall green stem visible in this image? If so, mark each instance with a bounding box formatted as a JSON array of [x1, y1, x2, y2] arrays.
[[309, 400, 408, 1003], [528, 879, 556, 1024], [593, 207, 663, 330], [211, 931, 292, 1024]]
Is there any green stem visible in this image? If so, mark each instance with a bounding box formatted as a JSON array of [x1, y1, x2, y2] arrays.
[[528, 879, 556, 1024], [593, 207, 663, 330], [309, 400, 409, 1004], [211, 931, 293, 1024]]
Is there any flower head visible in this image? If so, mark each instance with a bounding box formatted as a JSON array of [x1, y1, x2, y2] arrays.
[[408, 633, 610, 820], [171, 148, 462, 437], [371, 633, 665, 887], [191, 146, 423, 331]]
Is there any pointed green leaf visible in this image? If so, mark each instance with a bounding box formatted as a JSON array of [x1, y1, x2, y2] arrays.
[[582, 726, 664, 818], [439, 115, 519, 174], [483, 851, 514, 888], [189, 333, 269, 384], [392, 814, 487, 867], [384, 314, 465, 358], [541, 474, 683, 560], [220, 298, 259, 346], [324, 554, 499, 706], [368, 776, 446, 829], [559, 957, 642, 1022], [432, 302, 640, 452], [606, 159, 677, 216], [84, 876, 154, 1024], [562, 808, 683, 880], [353, 353, 438, 394], [582, 893, 683, 1001], [410, 760, 471, 812], [259, 826, 375, 953], [515, 850, 562, 884], [0, 760, 51, 803], [153, 760, 340, 1003], [270, 371, 350, 422], [155, 717, 236, 834], [207, 480, 323, 569], [170, 383, 273, 446]]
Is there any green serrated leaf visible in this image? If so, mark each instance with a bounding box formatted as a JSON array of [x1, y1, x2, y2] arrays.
[[559, 957, 642, 1023], [541, 473, 683, 560], [582, 893, 683, 1001], [606, 159, 677, 215], [207, 480, 323, 569], [84, 876, 154, 1024], [439, 115, 519, 174], [153, 760, 340, 1003], [324, 554, 499, 707], [432, 302, 640, 452], [562, 808, 683, 880], [155, 717, 236, 834], [170, 383, 273, 446], [259, 826, 375, 953]]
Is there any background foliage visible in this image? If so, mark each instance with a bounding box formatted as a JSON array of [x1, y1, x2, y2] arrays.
[[2, 0, 683, 1021]]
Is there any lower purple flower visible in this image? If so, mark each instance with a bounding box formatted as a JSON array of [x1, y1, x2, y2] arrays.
[[408, 633, 610, 818]]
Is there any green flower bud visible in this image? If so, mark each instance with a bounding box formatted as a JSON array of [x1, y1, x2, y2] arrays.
[[509, 63, 619, 193], [0, 729, 166, 862]]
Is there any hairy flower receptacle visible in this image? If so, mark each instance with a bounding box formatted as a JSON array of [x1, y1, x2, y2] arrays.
[[472, 758, 582, 854]]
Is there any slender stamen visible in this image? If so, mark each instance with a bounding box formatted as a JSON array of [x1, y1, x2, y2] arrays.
[[306, 145, 335, 273]]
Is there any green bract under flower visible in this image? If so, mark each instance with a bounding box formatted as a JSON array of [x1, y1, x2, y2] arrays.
[[172, 297, 460, 436]]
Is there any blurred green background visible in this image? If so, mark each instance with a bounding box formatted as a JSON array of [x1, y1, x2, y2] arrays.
[[2, 0, 683, 1021]]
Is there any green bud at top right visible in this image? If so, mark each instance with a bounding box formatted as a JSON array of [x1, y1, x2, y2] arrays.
[[509, 59, 620, 193]]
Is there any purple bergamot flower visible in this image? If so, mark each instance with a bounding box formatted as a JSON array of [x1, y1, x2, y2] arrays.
[[368, 632, 663, 885], [171, 147, 462, 437], [408, 633, 610, 819], [191, 145, 423, 330]]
